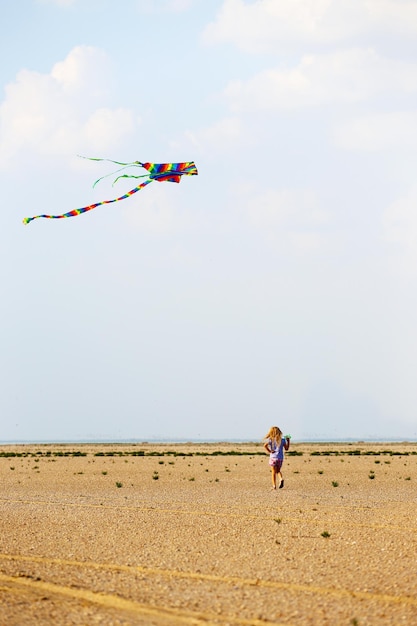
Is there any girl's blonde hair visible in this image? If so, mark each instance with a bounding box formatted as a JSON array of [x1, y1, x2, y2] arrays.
[[264, 426, 282, 444]]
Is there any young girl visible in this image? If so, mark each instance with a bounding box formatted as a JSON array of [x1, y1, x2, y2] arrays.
[[264, 426, 290, 490]]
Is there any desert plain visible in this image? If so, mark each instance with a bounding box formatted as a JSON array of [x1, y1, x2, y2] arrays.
[[0, 441, 416, 625]]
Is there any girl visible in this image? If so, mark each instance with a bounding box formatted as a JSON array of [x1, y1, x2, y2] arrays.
[[264, 426, 290, 490]]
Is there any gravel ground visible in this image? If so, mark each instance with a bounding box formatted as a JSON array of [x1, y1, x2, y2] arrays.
[[0, 442, 416, 625]]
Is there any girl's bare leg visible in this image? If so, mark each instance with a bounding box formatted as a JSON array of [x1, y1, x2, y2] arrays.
[[271, 467, 277, 489]]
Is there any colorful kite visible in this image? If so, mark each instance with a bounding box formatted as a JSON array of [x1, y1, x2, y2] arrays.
[[22, 157, 198, 225]]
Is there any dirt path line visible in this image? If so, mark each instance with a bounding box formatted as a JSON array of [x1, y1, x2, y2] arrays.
[[0, 572, 285, 626], [1, 553, 417, 608]]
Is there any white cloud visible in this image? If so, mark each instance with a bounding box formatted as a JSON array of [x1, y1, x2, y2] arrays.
[[0, 46, 137, 168], [122, 183, 177, 233], [244, 187, 322, 227], [223, 49, 417, 112], [334, 111, 417, 151], [50, 46, 110, 96], [383, 187, 417, 256], [121, 181, 201, 235], [366, 0, 417, 32], [184, 116, 244, 154], [83, 108, 137, 153], [234, 184, 332, 254], [203, 0, 417, 53]]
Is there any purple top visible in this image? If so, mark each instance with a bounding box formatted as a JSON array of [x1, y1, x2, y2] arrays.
[[268, 437, 287, 461]]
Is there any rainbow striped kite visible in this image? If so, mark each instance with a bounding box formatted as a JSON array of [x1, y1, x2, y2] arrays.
[[23, 157, 198, 225]]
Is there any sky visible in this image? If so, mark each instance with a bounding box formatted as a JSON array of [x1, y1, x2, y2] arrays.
[[1, 0, 417, 442]]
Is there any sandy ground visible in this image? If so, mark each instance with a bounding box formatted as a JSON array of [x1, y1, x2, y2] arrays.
[[0, 441, 416, 625]]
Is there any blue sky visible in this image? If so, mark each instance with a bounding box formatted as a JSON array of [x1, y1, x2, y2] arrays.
[[1, 0, 417, 442]]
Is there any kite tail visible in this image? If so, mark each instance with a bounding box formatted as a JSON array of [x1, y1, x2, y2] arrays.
[[77, 155, 146, 188], [23, 179, 153, 225], [92, 166, 148, 188], [77, 155, 141, 167]]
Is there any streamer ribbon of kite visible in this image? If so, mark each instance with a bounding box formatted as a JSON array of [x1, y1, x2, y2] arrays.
[[23, 158, 198, 224]]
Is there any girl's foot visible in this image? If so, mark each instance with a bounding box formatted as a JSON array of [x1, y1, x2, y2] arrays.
[[271, 486, 276, 490], [279, 479, 284, 489]]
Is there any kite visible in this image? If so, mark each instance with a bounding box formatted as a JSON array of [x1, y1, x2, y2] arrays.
[[22, 157, 198, 225]]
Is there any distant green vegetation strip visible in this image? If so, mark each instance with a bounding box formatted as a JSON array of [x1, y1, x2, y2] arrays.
[[0, 449, 302, 458], [1, 448, 415, 459], [93, 449, 304, 457], [0, 450, 87, 458], [310, 449, 417, 456]]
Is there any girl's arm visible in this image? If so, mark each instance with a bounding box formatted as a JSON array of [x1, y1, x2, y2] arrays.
[[263, 442, 272, 454], [284, 437, 290, 451]]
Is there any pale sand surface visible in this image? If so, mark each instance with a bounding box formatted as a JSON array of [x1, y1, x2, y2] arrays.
[[0, 442, 416, 625]]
